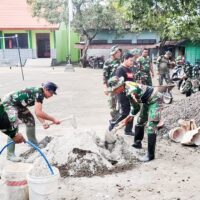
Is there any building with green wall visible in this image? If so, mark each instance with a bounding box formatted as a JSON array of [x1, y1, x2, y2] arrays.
[[56, 22, 80, 63], [184, 42, 200, 64], [0, 0, 80, 66]]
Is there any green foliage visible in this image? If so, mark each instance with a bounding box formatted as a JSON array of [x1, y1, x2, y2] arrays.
[[27, 0, 126, 66], [27, 0, 125, 40], [113, 0, 200, 41], [27, 0, 67, 24]]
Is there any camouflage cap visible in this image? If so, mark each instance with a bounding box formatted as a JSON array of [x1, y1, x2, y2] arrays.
[[108, 76, 125, 91], [130, 48, 141, 56], [110, 45, 120, 55]]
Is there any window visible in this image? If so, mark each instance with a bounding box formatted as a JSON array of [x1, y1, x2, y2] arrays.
[[5, 33, 28, 49], [112, 40, 132, 44], [90, 40, 108, 44], [137, 39, 156, 44]]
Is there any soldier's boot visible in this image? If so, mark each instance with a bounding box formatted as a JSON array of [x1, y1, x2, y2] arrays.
[[26, 126, 38, 146], [139, 134, 156, 162], [7, 137, 21, 162], [124, 119, 134, 136], [132, 126, 144, 149]]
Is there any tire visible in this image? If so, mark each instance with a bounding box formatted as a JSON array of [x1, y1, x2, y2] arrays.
[[180, 80, 192, 94], [163, 91, 173, 104], [186, 91, 192, 97]]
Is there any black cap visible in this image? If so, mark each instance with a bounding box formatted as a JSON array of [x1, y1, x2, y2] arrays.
[[42, 82, 58, 95]]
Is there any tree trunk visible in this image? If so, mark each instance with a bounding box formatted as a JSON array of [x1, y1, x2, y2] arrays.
[[80, 39, 90, 68], [159, 39, 167, 55]]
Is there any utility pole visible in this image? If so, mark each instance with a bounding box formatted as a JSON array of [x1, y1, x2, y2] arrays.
[[15, 34, 25, 80], [64, 0, 75, 72]]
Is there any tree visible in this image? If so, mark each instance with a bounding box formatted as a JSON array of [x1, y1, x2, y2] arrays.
[[113, 0, 200, 42], [27, 0, 124, 67]]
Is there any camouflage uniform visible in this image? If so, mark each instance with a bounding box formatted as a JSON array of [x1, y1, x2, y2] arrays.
[[181, 63, 200, 96], [175, 55, 185, 66], [2, 87, 44, 157], [125, 82, 162, 135], [125, 81, 162, 161], [157, 55, 171, 85], [132, 61, 142, 83], [129, 48, 142, 82], [0, 99, 17, 138], [3, 87, 44, 129], [137, 56, 153, 86], [103, 58, 121, 119]]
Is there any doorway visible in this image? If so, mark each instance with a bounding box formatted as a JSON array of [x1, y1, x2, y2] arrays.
[[36, 33, 50, 58]]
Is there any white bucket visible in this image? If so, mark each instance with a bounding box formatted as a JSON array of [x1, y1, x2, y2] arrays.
[[27, 166, 60, 200], [2, 163, 33, 200]]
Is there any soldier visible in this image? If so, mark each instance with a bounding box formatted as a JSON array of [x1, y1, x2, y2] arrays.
[[157, 51, 175, 85], [103, 45, 122, 120], [175, 51, 185, 66], [2, 81, 60, 162], [130, 49, 141, 75], [110, 76, 163, 162], [130, 48, 141, 77], [180, 62, 199, 96], [137, 48, 154, 86], [109, 51, 136, 136], [0, 100, 25, 143]]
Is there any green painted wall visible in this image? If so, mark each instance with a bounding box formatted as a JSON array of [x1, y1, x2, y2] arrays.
[[70, 31, 80, 63], [56, 22, 80, 63], [1, 30, 55, 50], [28, 31, 32, 48], [1, 28, 80, 63], [0, 31, 2, 49], [185, 42, 200, 64]]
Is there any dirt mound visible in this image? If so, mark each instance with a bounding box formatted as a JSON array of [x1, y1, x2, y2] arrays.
[[21, 130, 137, 177], [160, 92, 200, 136]]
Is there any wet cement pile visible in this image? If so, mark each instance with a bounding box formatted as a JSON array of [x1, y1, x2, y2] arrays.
[[160, 92, 200, 136], [21, 130, 137, 177]]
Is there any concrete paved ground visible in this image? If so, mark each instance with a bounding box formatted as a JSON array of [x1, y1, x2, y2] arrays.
[[0, 66, 191, 200]]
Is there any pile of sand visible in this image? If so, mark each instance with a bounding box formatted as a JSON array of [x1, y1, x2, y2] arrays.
[[22, 129, 137, 177]]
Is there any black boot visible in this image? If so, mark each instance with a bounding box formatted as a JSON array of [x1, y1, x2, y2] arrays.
[[124, 118, 134, 136], [132, 126, 144, 149], [139, 134, 156, 162]]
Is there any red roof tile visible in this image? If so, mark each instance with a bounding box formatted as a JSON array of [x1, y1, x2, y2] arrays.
[[0, 0, 59, 30]]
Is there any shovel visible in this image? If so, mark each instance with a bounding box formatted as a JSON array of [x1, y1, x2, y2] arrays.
[[104, 122, 125, 150], [48, 115, 77, 129]]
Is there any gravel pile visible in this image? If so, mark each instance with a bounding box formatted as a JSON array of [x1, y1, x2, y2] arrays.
[[160, 92, 200, 136]]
